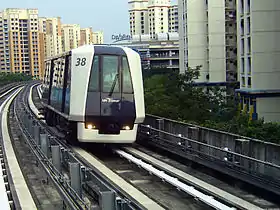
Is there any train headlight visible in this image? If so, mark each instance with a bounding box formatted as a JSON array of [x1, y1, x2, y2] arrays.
[[122, 125, 131, 130], [86, 123, 95, 129]]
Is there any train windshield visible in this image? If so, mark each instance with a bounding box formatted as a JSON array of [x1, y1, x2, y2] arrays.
[[122, 56, 133, 93], [88, 55, 133, 93], [88, 56, 99, 92], [103, 55, 120, 93]]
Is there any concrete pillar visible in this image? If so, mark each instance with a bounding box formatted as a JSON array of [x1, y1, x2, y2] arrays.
[[33, 125, 40, 145], [235, 139, 250, 169], [40, 134, 49, 158], [28, 116, 33, 134], [70, 162, 81, 197], [51, 146, 61, 173], [99, 191, 116, 210], [155, 119, 164, 139], [189, 127, 200, 152]]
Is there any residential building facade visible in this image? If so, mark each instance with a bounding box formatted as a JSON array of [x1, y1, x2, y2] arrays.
[[236, 0, 280, 122], [44, 17, 63, 58], [179, 0, 238, 86], [169, 5, 179, 33], [92, 31, 104, 44], [38, 17, 46, 78], [0, 8, 42, 78], [61, 24, 81, 52], [80, 27, 93, 45], [129, 0, 149, 35], [129, 0, 178, 38]]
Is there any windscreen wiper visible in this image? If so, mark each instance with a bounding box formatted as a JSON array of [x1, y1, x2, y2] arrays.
[[108, 73, 119, 97]]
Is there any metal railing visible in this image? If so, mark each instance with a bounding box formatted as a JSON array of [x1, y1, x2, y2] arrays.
[[138, 116, 280, 195]]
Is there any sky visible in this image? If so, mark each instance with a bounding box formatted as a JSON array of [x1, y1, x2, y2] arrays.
[[1, 0, 177, 43]]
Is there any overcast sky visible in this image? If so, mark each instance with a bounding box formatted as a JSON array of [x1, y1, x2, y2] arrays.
[[1, 0, 178, 43]]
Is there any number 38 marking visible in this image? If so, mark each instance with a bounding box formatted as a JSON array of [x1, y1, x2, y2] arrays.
[[75, 57, 86, 66]]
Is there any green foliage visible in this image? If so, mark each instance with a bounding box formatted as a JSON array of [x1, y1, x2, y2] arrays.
[[144, 66, 280, 144], [144, 66, 236, 123], [0, 72, 33, 87]]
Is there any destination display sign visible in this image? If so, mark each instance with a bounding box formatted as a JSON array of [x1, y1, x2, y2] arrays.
[[111, 34, 132, 42]]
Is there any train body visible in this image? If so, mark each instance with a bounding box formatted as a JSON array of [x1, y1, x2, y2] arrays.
[[41, 44, 145, 143]]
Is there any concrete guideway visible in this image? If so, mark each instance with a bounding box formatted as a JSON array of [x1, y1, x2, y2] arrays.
[[0, 86, 22, 210], [124, 147, 265, 210], [0, 157, 10, 210], [32, 84, 164, 209], [29, 83, 44, 119], [1, 87, 37, 210], [36, 85, 42, 99], [73, 147, 165, 210]]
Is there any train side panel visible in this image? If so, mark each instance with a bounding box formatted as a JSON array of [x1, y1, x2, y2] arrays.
[[41, 60, 53, 106], [121, 47, 145, 124], [69, 45, 95, 121], [41, 54, 71, 118]]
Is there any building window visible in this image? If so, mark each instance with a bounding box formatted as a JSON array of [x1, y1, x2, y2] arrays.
[[241, 38, 244, 55], [247, 17, 250, 34], [247, 57, 251, 74], [247, 37, 251, 54], [241, 57, 245, 73], [241, 76, 245, 87], [248, 77, 251, 87], [240, 19, 244, 35], [240, 0, 244, 14], [246, 0, 250, 13]]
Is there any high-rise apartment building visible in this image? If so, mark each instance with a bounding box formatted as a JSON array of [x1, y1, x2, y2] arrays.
[[61, 24, 80, 52], [92, 31, 104, 44], [0, 8, 42, 78], [235, 0, 280, 122], [169, 5, 178, 32], [80, 27, 93, 45], [129, 0, 178, 38], [38, 17, 46, 78], [179, 0, 237, 85], [178, 0, 187, 74], [148, 0, 170, 38], [43, 17, 63, 58], [129, 0, 149, 35]]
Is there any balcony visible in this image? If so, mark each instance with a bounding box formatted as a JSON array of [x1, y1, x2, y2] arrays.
[[225, 0, 236, 10], [226, 72, 237, 82], [225, 11, 236, 23], [226, 51, 237, 60], [150, 64, 179, 69], [225, 36, 237, 46], [226, 61, 237, 72], [225, 25, 236, 34], [149, 54, 179, 60]]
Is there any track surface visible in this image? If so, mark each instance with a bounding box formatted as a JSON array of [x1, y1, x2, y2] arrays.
[[9, 85, 64, 209], [32, 84, 280, 210], [133, 146, 279, 209], [33, 85, 211, 209]]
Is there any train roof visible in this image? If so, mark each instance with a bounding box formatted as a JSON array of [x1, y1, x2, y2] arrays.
[[44, 44, 134, 61]]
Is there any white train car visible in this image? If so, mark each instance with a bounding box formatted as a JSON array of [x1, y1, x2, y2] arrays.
[[41, 44, 145, 144]]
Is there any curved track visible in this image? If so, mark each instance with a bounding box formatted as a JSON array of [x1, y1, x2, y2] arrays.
[[34, 83, 280, 210], [0, 83, 37, 210]]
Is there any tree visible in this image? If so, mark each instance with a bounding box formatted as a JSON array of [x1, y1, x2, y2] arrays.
[[143, 66, 280, 144], [0, 72, 33, 87], [144, 66, 234, 123]]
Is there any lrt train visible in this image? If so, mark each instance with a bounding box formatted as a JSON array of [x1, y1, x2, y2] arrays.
[[41, 44, 145, 144]]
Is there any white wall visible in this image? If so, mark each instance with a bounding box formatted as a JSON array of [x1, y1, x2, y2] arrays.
[[187, 0, 208, 82], [257, 97, 280, 122], [208, 0, 226, 82]]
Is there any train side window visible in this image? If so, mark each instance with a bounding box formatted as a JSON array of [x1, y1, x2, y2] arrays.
[[122, 56, 133, 93], [88, 56, 99, 92], [102, 55, 120, 93]]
